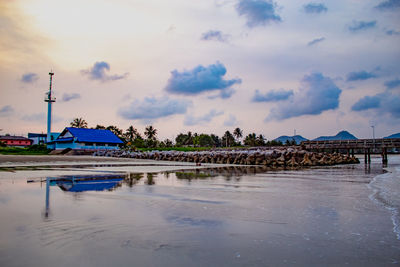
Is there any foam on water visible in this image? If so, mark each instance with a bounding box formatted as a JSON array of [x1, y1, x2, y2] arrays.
[[369, 159, 400, 240]]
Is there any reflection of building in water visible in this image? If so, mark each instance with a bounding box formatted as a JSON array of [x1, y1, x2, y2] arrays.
[[44, 175, 124, 218], [55, 176, 123, 192]]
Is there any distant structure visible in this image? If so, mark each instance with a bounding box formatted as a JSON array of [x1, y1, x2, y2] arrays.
[[28, 133, 47, 145], [45, 71, 56, 144], [52, 127, 123, 150], [0, 135, 33, 147]]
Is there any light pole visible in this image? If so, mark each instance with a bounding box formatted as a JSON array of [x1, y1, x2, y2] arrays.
[[371, 125, 375, 140]]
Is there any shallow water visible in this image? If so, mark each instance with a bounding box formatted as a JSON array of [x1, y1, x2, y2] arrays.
[[1, 156, 400, 266]]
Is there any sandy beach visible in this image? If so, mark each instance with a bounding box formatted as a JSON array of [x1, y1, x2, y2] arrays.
[[0, 154, 399, 266]]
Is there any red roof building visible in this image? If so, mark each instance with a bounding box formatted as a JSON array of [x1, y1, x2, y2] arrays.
[[0, 136, 33, 147]]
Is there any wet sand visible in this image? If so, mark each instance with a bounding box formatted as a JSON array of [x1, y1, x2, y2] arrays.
[[0, 155, 399, 266]]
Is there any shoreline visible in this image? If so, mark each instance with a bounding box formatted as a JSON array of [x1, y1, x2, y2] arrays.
[[368, 164, 400, 240]]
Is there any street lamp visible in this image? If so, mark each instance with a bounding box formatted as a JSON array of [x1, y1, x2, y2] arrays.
[[371, 125, 375, 140]]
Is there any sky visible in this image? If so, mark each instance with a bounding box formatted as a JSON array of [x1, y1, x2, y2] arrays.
[[0, 0, 399, 141]]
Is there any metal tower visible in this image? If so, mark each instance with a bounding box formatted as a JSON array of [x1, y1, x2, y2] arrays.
[[45, 72, 56, 143]]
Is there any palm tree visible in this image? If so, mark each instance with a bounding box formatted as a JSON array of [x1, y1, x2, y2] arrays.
[[70, 118, 88, 128], [222, 131, 234, 147], [233, 127, 243, 142], [185, 131, 193, 146], [144, 125, 157, 140], [244, 133, 257, 146], [106, 125, 122, 136], [125, 126, 139, 142]]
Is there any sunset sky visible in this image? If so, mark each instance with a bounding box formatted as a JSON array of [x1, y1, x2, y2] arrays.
[[1, 0, 399, 140]]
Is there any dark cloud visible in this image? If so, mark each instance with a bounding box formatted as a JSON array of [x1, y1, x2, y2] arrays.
[[21, 73, 39, 83], [165, 62, 241, 97], [375, 0, 400, 10], [307, 37, 325, 46], [118, 96, 191, 120], [385, 78, 400, 89], [386, 29, 400, 35], [346, 70, 377, 81], [184, 109, 223, 126], [201, 30, 230, 42], [348, 20, 377, 33], [81, 61, 128, 82], [252, 89, 293, 102], [62, 93, 81, 102], [303, 3, 328, 14], [352, 93, 400, 118], [351, 96, 381, 111], [0, 105, 14, 117], [236, 0, 281, 28], [267, 72, 341, 120]]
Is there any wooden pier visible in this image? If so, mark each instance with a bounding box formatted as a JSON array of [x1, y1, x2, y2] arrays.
[[301, 138, 400, 164]]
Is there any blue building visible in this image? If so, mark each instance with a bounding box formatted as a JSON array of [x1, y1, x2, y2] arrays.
[[51, 127, 123, 150]]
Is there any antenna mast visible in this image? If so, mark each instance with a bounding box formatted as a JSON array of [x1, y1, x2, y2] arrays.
[[45, 71, 56, 143]]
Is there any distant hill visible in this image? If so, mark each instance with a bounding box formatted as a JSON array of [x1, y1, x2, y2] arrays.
[[274, 135, 308, 145], [384, 133, 400, 139], [313, 131, 358, 141]]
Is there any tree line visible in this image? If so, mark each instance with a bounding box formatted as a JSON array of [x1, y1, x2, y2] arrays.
[[69, 117, 289, 149]]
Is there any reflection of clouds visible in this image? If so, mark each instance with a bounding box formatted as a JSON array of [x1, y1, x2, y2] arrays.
[[308, 206, 339, 220], [167, 215, 223, 227], [0, 195, 11, 204]]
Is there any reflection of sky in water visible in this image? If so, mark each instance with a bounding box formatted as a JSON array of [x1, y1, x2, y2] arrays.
[[1, 157, 400, 266]]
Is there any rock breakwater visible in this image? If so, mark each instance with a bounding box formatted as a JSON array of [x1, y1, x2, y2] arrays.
[[93, 148, 359, 168]]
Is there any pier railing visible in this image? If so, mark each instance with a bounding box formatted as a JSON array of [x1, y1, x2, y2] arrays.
[[301, 138, 400, 164], [301, 138, 400, 149]]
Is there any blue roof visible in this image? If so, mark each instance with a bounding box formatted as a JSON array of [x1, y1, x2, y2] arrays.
[[57, 178, 123, 192], [60, 127, 123, 144]]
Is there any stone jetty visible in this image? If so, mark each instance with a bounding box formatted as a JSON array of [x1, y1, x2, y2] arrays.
[[93, 147, 359, 168]]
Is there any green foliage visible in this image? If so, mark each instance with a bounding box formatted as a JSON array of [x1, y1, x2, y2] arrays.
[[70, 117, 88, 128], [137, 146, 212, 152], [266, 140, 283, 146], [0, 145, 51, 155], [193, 134, 214, 147], [95, 125, 106, 129], [222, 131, 235, 147], [144, 125, 157, 141]]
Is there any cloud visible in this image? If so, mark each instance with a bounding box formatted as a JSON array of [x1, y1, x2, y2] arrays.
[[235, 0, 281, 28], [0, 105, 14, 117], [303, 3, 328, 14], [307, 37, 325, 46], [165, 62, 241, 96], [352, 93, 400, 118], [267, 72, 342, 120], [21, 112, 63, 123], [351, 96, 381, 111], [184, 109, 224, 126], [201, 30, 230, 43], [81, 61, 128, 82], [386, 29, 400, 35], [252, 89, 293, 102], [384, 78, 400, 89], [375, 0, 400, 11], [208, 87, 236, 99], [346, 70, 377, 81], [61, 93, 81, 102], [118, 96, 191, 120], [224, 114, 238, 126], [21, 73, 39, 83], [348, 20, 377, 33]]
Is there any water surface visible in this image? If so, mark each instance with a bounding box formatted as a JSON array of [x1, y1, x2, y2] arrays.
[[1, 156, 399, 266]]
